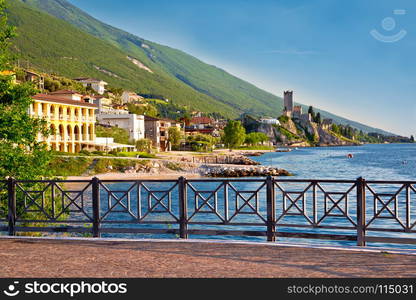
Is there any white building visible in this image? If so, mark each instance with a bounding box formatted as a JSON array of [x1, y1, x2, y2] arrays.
[[259, 117, 280, 125], [94, 137, 135, 152], [97, 113, 145, 141], [74, 77, 108, 95]]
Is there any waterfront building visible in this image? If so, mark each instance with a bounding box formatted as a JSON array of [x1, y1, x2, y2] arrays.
[[97, 113, 145, 141], [185, 116, 221, 137], [31, 92, 98, 153], [144, 116, 181, 152]]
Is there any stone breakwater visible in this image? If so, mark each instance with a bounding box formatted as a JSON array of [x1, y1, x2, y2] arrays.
[[202, 166, 292, 178], [111, 160, 291, 178], [163, 155, 260, 165], [79, 155, 290, 178]]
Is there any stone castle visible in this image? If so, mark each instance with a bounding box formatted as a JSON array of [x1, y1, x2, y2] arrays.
[[282, 90, 331, 125], [283, 91, 293, 115]]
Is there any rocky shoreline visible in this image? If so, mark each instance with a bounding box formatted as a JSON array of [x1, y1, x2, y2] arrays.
[[202, 165, 292, 177], [61, 150, 293, 179], [73, 153, 291, 178], [113, 160, 291, 178]]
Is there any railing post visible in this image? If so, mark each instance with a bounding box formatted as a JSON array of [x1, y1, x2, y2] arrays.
[[356, 177, 366, 246], [266, 176, 276, 242], [7, 177, 16, 236], [178, 176, 188, 239], [92, 177, 101, 238]]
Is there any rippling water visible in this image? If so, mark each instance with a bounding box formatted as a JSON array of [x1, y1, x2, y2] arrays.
[[100, 144, 416, 248], [255, 143, 416, 180]]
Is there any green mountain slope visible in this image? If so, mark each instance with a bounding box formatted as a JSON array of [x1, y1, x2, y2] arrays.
[[7, 0, 234, 116], [22, 0, 288, 115], [10, 0, 393, 135]]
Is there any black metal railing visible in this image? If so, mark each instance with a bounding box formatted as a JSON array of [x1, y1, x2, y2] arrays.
[[1, 176, 415, 246]]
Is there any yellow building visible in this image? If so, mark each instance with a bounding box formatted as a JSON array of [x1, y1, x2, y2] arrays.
[[31, 91, 97, 153]]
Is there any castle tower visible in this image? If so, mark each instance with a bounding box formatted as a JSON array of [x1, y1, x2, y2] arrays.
[[283, 90, 293, 115]]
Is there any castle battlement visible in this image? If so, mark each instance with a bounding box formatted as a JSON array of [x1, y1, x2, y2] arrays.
[[283, 90, 294, 116]]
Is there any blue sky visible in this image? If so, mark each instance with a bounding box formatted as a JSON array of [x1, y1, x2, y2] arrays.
[[69, 0, 416, 136]]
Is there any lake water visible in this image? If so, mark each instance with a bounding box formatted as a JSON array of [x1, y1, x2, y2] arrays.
[[256, 143, 416, 180], [100, 144, 416, 248]]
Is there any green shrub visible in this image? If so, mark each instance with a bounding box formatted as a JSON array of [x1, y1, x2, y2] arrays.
[[78, 150, 91, 156], [135, 138, 152, 152], [92, 158, 138, 174], [116, 151, 156, 158], [278, 115, 289, 123], [49, 157, 92, 176], [92, 158, 112, 173], [91, 151, 106, 156]]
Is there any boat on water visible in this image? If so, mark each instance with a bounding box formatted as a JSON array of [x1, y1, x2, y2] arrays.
[[276, 148, 292, 152]]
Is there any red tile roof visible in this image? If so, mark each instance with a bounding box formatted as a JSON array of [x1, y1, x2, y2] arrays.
[[185, 128, 215, 134], [32, 94, 97, 108], [191, 116, 214, 124]]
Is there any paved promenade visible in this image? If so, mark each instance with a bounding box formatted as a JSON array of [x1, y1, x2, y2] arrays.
[[0, 237, 415, 278]]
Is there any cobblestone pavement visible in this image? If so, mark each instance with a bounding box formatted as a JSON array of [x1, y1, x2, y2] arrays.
[[0, 238, 415, 278]]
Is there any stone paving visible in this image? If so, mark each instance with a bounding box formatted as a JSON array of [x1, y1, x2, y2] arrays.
[[0, 238, 415, 278]]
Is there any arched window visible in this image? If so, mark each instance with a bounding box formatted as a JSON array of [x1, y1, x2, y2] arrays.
[[42, 103, 48, 116], [50, 124, 56, 136], [66, 125, 73, 139], [59, 124, 64, 137], [74, 125, 80, 141]]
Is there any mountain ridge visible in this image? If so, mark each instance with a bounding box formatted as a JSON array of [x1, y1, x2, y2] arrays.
[[10, 0, 394, 135]]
